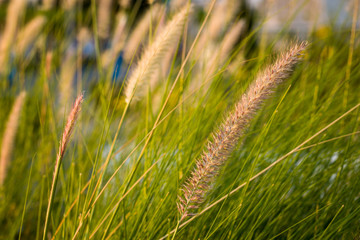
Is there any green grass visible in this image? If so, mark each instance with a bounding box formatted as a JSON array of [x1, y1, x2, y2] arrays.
[[1, 0, 360, 239]]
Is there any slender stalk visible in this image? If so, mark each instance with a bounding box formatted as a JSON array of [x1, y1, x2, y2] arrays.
[[343, 0, 358, 108], [18, 157, 34, 240], [43, 93, 83, 240]]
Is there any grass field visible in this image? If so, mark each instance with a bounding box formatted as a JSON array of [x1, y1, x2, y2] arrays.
[[0, 0, 360, 239]]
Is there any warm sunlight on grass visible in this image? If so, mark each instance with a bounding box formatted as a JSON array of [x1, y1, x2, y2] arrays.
[[0, 0, 359, 239]]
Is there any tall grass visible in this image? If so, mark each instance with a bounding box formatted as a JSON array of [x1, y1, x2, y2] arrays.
[[0, 1, 360, 239]]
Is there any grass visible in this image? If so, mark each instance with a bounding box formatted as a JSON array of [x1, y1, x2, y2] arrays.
[[0, 0, 360, 239]]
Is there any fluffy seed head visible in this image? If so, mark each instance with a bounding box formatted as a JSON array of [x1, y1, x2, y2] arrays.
[[58, 93, 83, 161], [101, 12, 128, 68], [0, 0, 26, 72], [123, 4, 164, 62], [124, 4, 191, 103], [98, 0, 112, 39], [177, 41, 308, 220], [59, 53, 77, 112], [15, 16, 47, 56], [0, 91, 26, 186]]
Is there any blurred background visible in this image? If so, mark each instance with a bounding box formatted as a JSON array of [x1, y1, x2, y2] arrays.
[[0, 0, 356, 93]]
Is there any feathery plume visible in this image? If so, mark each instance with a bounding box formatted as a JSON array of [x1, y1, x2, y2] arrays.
[[43, 93, 83, 240], [208, 20, 245, 75], [101, 12, 128, 68], [170, 0, 187, 12], [190, 20, 245, 93], [59, 52, 77, 113], [217, 20, 245, 63], [0, 91, 26, 186], [62, 0, 78, 10], [45, 51, 53, 78], [177, 41, 308, 221], [42, 0, 56, 10], [0, 0, 26, 73], [194, 0, 239, 58], [98, 0, 113, 39], [124, 4, 191, 103], [123, 4, 164, 62], [111, 12, 128, 49], [57, 94, 83, 160], [119, 0, 130, 9], [77, 27, 92, 44], [15, 16, 47, 56], [206, 2, 230, 40]]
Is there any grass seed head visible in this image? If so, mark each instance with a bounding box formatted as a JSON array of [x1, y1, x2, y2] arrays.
[[178, 41, 308, 220], [124, 4, 192, 104], [0, 91, 26, 186]]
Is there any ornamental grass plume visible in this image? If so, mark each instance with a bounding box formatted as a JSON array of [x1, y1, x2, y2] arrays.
[[191, 20, 245, 92], [101, 12, 128, 68], [124, 4, 191, 103], [0, 91, 26, 186], [62, 0, 77, 10], [177, 41, 308, 221], [15, 16, 47, 56], [57, 93, 83, 162], [111, 12, 128, 51], [123, 4, 164, 62], [0, 0, 26, 73], [194, 0, 239, 58], [97, 0, 112, 39], [43, 93, 83, 239], [59, 52, 76, 113], [217, 20, 245, 63], [41, 0, 55, 10]]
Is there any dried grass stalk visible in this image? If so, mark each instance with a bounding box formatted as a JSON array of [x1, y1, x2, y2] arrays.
[[124, 5, 191, 103], [0, 91, 26, 186], [177, 41, 308, 221]]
